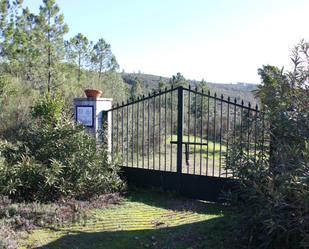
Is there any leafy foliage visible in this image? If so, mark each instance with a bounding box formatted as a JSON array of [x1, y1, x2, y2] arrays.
[[0, 74, 37, 137], [37, 0, 69, 92], [227, 40, 309, 249], [65, 33, 92, 82], [30, 91, 65, 123], [0, 0, 120, 93], [0, 1, 127, 137], [91, 38, 119, 80], [169, 72, 189, 88], [130, 79, 143, 100], [0, 94, 125, 202], [121, 72, 258, 106]]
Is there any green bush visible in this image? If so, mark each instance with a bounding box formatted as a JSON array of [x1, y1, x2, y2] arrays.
[[0, 75, 38, 138], [226, 40, 309, 249], [227, 145, 309, 249], [30, 92, 65, 123], [0, 94, 125, 202]]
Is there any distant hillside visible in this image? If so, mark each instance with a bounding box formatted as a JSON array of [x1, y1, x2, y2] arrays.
[[121, 73, 259, 106]]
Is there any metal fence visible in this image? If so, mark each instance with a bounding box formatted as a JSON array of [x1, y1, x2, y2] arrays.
[[107, 86, 265, 178]]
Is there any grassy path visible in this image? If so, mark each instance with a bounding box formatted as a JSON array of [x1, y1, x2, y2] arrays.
[[25, 189, 234, 249]]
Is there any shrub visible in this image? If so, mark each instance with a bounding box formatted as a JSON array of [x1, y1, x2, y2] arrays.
[[226, 40, 309, 249], [0, 94, 125, 202], [227, 146, 309, 249], [30, 91, 65, 123], [0, 74, 37, 139]]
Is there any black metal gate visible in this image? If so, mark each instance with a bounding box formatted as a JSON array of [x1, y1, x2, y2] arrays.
[[107, 86, 264, 201]]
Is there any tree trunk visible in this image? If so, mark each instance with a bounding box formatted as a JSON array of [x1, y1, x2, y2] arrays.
[[98, 59, 102, 80], [78, 50, 81, 82], [47, 10, 51, 93], [48, 45, 51, 92]]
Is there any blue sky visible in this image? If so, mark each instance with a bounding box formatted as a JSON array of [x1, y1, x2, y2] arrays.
[[24, 0, 309, 84]]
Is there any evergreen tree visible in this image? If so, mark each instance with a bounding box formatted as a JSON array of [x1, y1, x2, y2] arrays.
[[65, 33, 92, 82], [0, 0, 23, 66], [101, 72, 128, 103], [130, 78, 143, 100], [0, 1, 41, 84], [0, 0, 10, 61], [199, 78, 208, 92], [192, 79, 209, 119], [15, 7, 46, 85], [169, 72, 189, 88], [157, 76, 167, 91], [91, 38, 119, 80], [37, 0, 68, 92]]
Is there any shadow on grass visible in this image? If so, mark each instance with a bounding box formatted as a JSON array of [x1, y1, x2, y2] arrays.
[[34, 189, 235, 249], [125, 188, 229, 215], [35, 217, 233, 249]]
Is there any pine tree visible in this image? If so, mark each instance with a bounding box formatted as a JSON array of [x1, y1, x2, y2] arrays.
[[65, 33, 92, 82], [169, 72, 189, 88], [37, 0, 68, 92], [130, 78, 143, 100], [0, 0, 10, 61], [157, 77, 167, 91], [14, 7, 45, 85], [0, 0, 23, 67], [90, 38, 119, 80], [192, 79, 209, 119]]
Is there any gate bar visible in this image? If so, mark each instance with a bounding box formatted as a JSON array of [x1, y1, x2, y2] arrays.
[[170, 141, 208, 146], [177, 87, 184, 174]]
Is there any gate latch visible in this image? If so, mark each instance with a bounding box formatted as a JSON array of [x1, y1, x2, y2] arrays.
[[170, 141, 208, 166]]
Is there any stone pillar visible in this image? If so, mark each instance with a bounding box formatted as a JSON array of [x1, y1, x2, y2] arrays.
[[73, 97, 113, 152]]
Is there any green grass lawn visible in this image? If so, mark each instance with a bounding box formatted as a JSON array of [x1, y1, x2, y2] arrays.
[[127, 134, 257, 177], [168, 135, 227, 158], [132, 135, 231, 176], [24, 189, 235, 249]]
